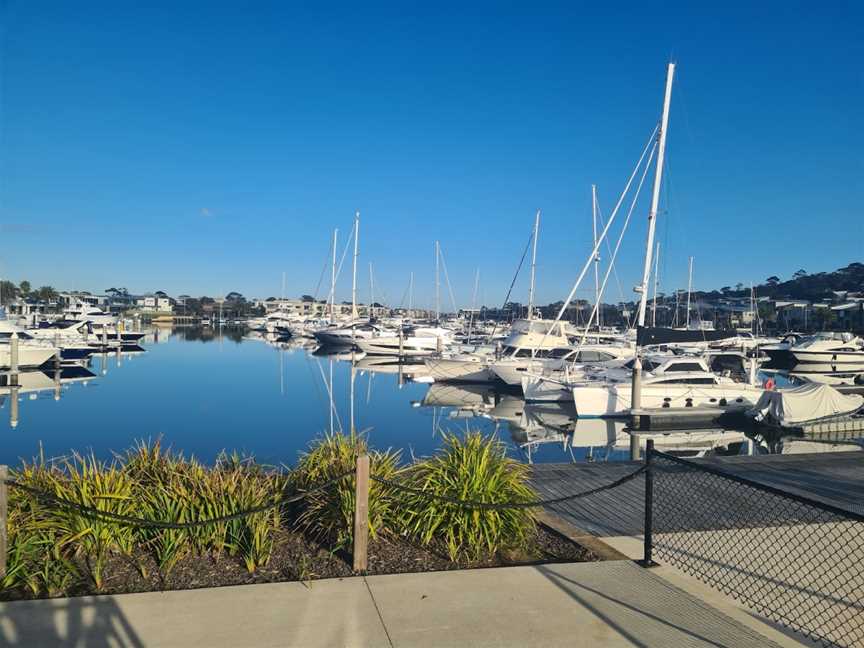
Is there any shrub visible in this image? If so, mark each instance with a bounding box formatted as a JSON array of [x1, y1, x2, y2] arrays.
[[293, 431, 401, 552], [397, 431, 537, 563]]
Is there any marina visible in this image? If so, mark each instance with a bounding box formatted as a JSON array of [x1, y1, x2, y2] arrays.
[[1, 2, 862, 645]]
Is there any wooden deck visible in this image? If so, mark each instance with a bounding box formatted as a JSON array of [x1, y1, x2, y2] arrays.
[[530, 452, 864, 537]]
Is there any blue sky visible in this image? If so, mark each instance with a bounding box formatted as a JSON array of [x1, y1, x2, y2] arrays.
[[1, 1, 862, 309]]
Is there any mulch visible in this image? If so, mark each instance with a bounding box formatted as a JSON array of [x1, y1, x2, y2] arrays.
[[1, 524, 597, 601]]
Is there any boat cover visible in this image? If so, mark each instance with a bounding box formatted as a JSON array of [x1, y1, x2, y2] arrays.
[[636, 326, 739, 346], [749, 383, 864, 427]]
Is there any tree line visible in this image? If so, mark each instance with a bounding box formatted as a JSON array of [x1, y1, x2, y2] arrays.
[[0, 281, 59, 304]]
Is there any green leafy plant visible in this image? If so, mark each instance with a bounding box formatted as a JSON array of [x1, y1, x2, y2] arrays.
[[397, 431, 537, 563], [46, 453, 136, 589], [293, 431, 401, 552]]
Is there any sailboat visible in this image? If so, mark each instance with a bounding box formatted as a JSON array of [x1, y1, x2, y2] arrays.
[[569, 63, 765, 419]]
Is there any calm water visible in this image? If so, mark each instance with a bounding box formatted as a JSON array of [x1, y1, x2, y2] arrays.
[[0, 327, 639, 467], [6, 327, 853, 467]]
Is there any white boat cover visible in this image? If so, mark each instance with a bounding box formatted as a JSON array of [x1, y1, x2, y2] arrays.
[[749, 383, 864, 427]]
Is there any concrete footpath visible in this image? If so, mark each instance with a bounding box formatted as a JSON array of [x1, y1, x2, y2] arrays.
[[0, 560, 813, 648]]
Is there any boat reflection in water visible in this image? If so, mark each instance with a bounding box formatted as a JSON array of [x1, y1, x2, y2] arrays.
[[1, 366, 98, 428], [414, 383, 751, 463]]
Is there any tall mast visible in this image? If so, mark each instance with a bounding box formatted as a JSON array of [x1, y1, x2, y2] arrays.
[[330, 228, 338, 321], [651, 242, 660, 327], [751, 283, 756, 335], [686, 256, 694, 329], [673, 289, 680, 328], [636, 62, 675, 328], [351, 211, 360, 319], [591, 187, 600, 329], [527, 209, 540, 320], [409, 271, 414, 314], [369, 262, 374, 317], [281, 271, 286, 301], [434, 241, 440, 321], [471, 268, 480, 311]]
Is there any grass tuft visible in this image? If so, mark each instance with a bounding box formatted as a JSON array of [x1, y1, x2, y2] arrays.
[[397, 431, 537, 563], [292, 431, 401, 552]]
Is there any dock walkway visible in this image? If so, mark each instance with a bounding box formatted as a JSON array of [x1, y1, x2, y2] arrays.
[[529, 452, 864, 537]]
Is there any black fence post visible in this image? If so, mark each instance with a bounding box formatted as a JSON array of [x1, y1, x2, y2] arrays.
[[642, 439, 655, 567]]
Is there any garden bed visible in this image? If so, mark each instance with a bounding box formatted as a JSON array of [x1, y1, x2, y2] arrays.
[[2, 432, 602, 601], [0, 524, 594, 601]]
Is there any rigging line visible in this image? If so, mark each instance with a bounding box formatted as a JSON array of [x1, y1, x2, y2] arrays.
[[593, 196, 627, 304], [487, 229, 534, 341], [397, 276, 410, 309], [437, 243, 458, 314], [537, 123, 660, 349], [332, 225, 356, 302], [312, 243, 332, 301], [580, 141, 658, 347]]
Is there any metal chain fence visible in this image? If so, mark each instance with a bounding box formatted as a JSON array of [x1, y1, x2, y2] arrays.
[[646, 445, 864, 648]]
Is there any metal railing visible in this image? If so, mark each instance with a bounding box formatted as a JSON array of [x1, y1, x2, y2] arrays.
[[642, 439, 864, 648]]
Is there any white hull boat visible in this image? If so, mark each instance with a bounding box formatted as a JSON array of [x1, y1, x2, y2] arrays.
[[749, 383, 864, 428], [789, 333, 864, 369], [356, 336, 441, 357], [0, 346, 58, 369], [573, 379, 763, 417]]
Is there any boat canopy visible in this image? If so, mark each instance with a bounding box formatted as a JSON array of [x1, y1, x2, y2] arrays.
[[749, 383, 864, 427]]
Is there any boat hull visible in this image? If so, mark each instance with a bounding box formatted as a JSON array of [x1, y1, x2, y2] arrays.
[[356, 337, 441, 357], [790, 350, 864, 368], [0, 346, 58, 369], [572, 383, 763, 417]]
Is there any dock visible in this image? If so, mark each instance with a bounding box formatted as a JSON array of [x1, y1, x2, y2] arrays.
[[529, 451, 864, 537], [629, 405, 750, 431]]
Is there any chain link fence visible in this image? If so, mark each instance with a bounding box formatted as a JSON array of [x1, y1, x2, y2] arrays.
[[645, 443, 864, 648]]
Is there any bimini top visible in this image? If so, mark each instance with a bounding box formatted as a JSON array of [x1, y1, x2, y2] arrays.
[[748, 383, 864, 427]]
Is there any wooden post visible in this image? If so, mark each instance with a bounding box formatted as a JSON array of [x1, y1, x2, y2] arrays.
[[0, 465, 7, 579], [353, 454, 370, 572]]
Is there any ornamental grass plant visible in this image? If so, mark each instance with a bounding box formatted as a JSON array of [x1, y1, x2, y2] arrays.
[[292, 431, 401, 550], [397, 431, 538, 562]]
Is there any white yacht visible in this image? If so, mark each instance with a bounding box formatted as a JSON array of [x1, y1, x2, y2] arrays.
[[571, 356, 764, 418], [789, 332, 864, 370], [521, 352, 642, 402], [313, 321, 387, 347], [355, 326, 454, 357], [65, 304, 117, 327], [423, 344, 499, 383], [0, 344, 58, 370], [489, 320, 621, 387], [264, 311, 297, 335]]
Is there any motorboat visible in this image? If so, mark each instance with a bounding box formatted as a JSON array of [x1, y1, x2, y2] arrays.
[[0, 343, 58, 370], [571, 356, 764, 417], [760, 332, 808, 366], [313, 321, 387, 347], [355, 326, 454, 357], [423, 345, 499, 383], [64, 304, 117, 327], [748, 383, 864, 429], [522, 354, 643, 402], [488, 319, 581, 386], [789, 332, 864, 370]]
